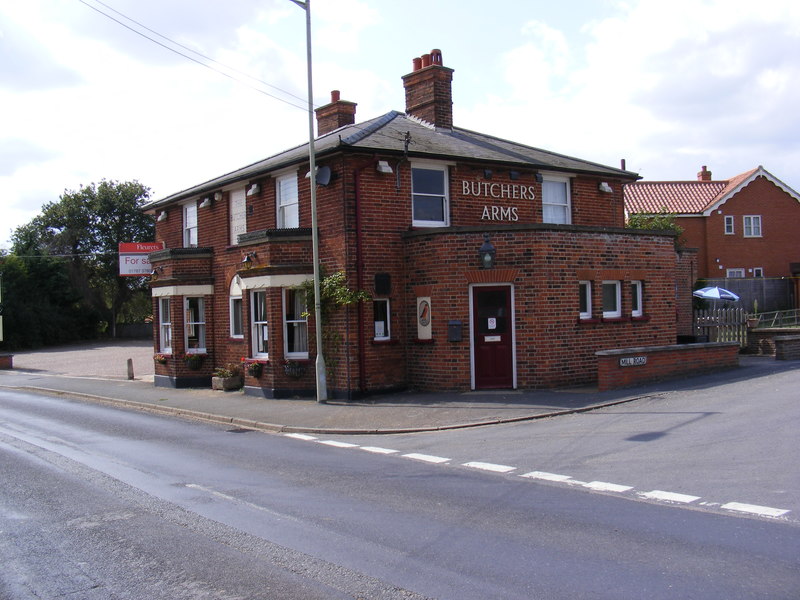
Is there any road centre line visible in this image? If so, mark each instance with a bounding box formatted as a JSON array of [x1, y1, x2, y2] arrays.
[[284, 433, 317, 441], [318, 440, 359, 448], [462, 461, 516, 473], [520, 471, 573, 482], [360, 446, 399, 454]]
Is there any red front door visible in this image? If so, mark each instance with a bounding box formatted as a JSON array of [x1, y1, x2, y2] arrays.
[[472, 286, 514, 389]]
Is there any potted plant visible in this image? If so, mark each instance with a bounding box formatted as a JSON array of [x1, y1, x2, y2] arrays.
[[747, 300, 761, 329], [154, 353, 168, 364], [212, 363, 243, 391], [242, 359, 263, 377], [283, 360, 307, 379], [183, 353, 206, 370]]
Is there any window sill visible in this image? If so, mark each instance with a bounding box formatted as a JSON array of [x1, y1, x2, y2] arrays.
[[577, 318, 600, 325], [601, 316, 629, 323], [371, 338, 398, 345]]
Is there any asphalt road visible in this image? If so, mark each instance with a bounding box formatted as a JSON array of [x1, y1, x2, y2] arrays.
[[2, 387, 798, 599]]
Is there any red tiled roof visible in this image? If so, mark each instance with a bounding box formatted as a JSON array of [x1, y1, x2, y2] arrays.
[[624, 167, 760, 215]]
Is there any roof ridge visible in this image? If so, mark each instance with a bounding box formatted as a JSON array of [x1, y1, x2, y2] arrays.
[[340, 110, 404, 145]]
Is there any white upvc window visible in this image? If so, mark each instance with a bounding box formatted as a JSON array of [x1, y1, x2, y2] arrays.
[[277, 173, 299, 229], [578, 281, 592, 320], [283, 288, 308, 358], [183, 202, 198, 247], [184, 297, 206, 353], [630, 280, 643, 318], [724, 215, 735, 235], [229, 187, 247, 245], [411, 163, 449, 227], [743, 215, 762, 237], [158, 297, 172, 353], [542, 177, 571, 225], [229, 277, 244, 339], [251, 290, 269, 358], [602, 280, 622, 319], [727, 268, 745, 278], [753, 267, 764, 278], [373, 298, 391, 340]]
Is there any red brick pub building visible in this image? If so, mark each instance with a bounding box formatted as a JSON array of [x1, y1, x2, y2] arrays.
[[144, 49, 694, 398]]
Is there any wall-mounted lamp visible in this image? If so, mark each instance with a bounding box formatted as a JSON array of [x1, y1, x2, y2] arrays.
[[478, 233, 496, 269], [483, 169, 493, 179], [241, 252, 256, 268], [247, 183, 260, 196], [376, 160, 393, 174], [214, 191, 223, 202], [149, 266, 164, 280], [509, 171, 520, 181], [157, 211, 167, 222], [599, 182, 613, 193], [199, 196, 212, 208], [534, 173, 544, 183]]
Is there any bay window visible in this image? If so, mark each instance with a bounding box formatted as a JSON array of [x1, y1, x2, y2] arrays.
[[158, 297, 172, 353], [184, 297, 206, 352], [251, 290, 269, 358], [283, 288, 308, 358]]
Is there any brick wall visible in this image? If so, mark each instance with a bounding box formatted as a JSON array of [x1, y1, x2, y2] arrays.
[[596, 342, 740, 391]]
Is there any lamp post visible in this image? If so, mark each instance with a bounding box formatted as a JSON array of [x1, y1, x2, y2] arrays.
[[290, 0, 326, 402]]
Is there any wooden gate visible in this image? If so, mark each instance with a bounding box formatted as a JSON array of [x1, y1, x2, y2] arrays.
[[694, 307, 747, 346]]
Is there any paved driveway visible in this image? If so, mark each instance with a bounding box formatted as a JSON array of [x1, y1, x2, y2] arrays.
[[10, 339, 155, 380]]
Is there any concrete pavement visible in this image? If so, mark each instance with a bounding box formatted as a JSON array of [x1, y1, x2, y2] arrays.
[[2, 339, 795, 434]]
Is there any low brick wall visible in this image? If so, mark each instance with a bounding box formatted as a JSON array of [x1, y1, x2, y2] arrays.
[[775, 336, 800, 360], [746, 328, 800, 356], [596, 342, 740, 391]]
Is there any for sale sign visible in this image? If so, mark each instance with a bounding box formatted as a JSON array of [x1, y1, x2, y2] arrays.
[[118, 242, 164, 276]]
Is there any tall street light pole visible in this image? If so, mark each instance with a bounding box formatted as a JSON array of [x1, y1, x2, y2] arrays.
[[290, 0, 326, 402]]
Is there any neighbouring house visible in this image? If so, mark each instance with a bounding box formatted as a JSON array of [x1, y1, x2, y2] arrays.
[[624, 165, 800, 285], [143, 48, 696, 398]]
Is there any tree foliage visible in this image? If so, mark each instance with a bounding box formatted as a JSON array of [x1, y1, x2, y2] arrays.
[[2, 180, 154, 349], [626, 208, 685, 250]]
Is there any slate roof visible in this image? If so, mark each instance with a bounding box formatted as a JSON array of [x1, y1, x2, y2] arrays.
[[622, 166, 796, 216], [145, 110, 638, 210]]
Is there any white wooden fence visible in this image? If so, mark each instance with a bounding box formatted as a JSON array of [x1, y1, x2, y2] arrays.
[[694, 308, 747, 346]]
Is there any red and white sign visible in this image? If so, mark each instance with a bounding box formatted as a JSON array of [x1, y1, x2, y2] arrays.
[[118, 242, 164, 276]]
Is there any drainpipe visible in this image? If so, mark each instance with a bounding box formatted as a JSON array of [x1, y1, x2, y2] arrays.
[[354, 167, 367, 395]]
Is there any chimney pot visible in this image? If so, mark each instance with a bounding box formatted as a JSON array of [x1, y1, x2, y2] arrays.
[[421, 53, 431, 67], [330, 90, 340, 102], [412, 57, 422, 71], [430, 49, 442, 65]]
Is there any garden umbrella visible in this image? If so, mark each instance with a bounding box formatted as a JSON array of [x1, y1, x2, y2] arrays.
[[692, 286, 740, 302]]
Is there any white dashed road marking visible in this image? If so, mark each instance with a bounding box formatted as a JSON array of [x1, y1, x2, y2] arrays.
[[360, 446, 399, 455], [583, 481, 633, 493], [520, 471, 573, 482], [402, 453, 450, 464], [640, 490, 700, 504], [721, 502, 790, 518], [281, 434, 791, 520], [462, 461, 516, 473]]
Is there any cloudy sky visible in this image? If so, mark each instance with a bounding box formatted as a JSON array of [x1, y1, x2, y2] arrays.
[[2, 0, 799, 250]]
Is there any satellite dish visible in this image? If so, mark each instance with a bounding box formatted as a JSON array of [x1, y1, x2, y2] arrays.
[[317, 166, 332, 186]]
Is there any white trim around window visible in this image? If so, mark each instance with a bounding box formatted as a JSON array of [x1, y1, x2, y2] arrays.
[[373, 298, 391, 340], [578, 281, 592, 320], [411, 162, 449, 227], [276, 172, 299, 229], [630, 280, 643, 318], [743, 215, 762, 237], [601, 280, 622, 319], [251, 290, 269, 359], [229, 277, 244, 339], [724, 215, 734, 235], [158, 297, 172, 353], [184, 297, 206, 353], [727, 268, 745, 278], [183, 201, 198, 247], [283, 288, 309, 359], [542, 176, 572, 225], [229, 187, 247, 245]]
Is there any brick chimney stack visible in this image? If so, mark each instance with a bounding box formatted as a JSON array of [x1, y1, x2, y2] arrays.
[[402, 48, 454, 129], [315, 90, 357, 136], [697, 165, 712, 181]]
